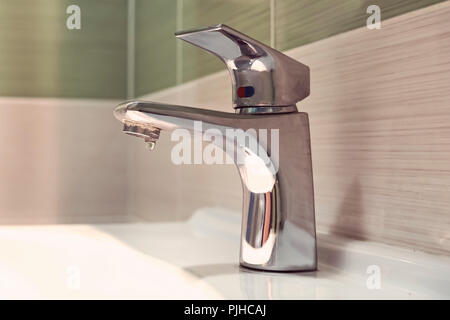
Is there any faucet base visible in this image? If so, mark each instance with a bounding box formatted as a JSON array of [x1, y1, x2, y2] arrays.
[[240, 262, 317, 273], [237, 112, 317, 273]]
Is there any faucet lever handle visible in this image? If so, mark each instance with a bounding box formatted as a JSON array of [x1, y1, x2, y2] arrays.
[[175, 24, 310, 110]]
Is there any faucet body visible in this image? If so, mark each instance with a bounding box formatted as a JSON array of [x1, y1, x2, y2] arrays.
[[114, 25, 317, 271]]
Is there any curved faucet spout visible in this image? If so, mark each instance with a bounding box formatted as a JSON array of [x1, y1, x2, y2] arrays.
[[115, 101, 317, 271], [116, 101, 279, 193]]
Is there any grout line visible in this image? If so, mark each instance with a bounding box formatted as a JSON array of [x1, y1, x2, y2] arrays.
[[127, 0, 136, 99], [176, 0, 183, 85], [175, 0, 184, 218], [0, 96, 122, 105], [126, 0, 136, 217], [270, 0, 276, 48]]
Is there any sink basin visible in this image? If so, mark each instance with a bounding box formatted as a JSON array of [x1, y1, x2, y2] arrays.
[[0, 207, 449, 299], [0, 222, 222, 299]]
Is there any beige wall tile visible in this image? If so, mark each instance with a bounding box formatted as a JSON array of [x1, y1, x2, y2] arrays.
[[0, 98, 129, 224]]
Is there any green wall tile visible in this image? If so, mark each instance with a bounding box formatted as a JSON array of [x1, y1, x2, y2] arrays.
[[0, 0, 127, 99], [275, 0, 445, 51], [135, 0, 177, 97], [181, 0, 271, 83]]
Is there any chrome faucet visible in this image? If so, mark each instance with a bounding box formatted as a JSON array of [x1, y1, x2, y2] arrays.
[[114, 24, 316, 272]]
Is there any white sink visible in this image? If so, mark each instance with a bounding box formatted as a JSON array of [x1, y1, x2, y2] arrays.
[[0, 207, 449, 299], [0, 221, 222, 299]]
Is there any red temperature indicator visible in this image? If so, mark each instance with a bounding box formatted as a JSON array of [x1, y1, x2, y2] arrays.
[[237, 86, 255, 98]]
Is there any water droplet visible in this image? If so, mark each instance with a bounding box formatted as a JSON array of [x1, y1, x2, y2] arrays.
[[146, 141, 156, 151]]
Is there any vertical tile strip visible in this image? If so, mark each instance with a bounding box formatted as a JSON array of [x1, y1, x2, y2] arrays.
[[270, 0, 276, 48], [127, 0, 136, 99], [176, 0, 184, 85], [135, 0, 178, 96], [126, 0, 136, 216]]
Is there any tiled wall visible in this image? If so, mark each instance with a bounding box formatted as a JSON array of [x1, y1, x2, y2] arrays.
[[0, 97, 130, 224], [131, 2, 450, 256], [1, 0, 449, 245], [0, 1, 129, 223], [275, 0, 444, 50], [134, 0, 444, 97], [0, 0, 127, 99]]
